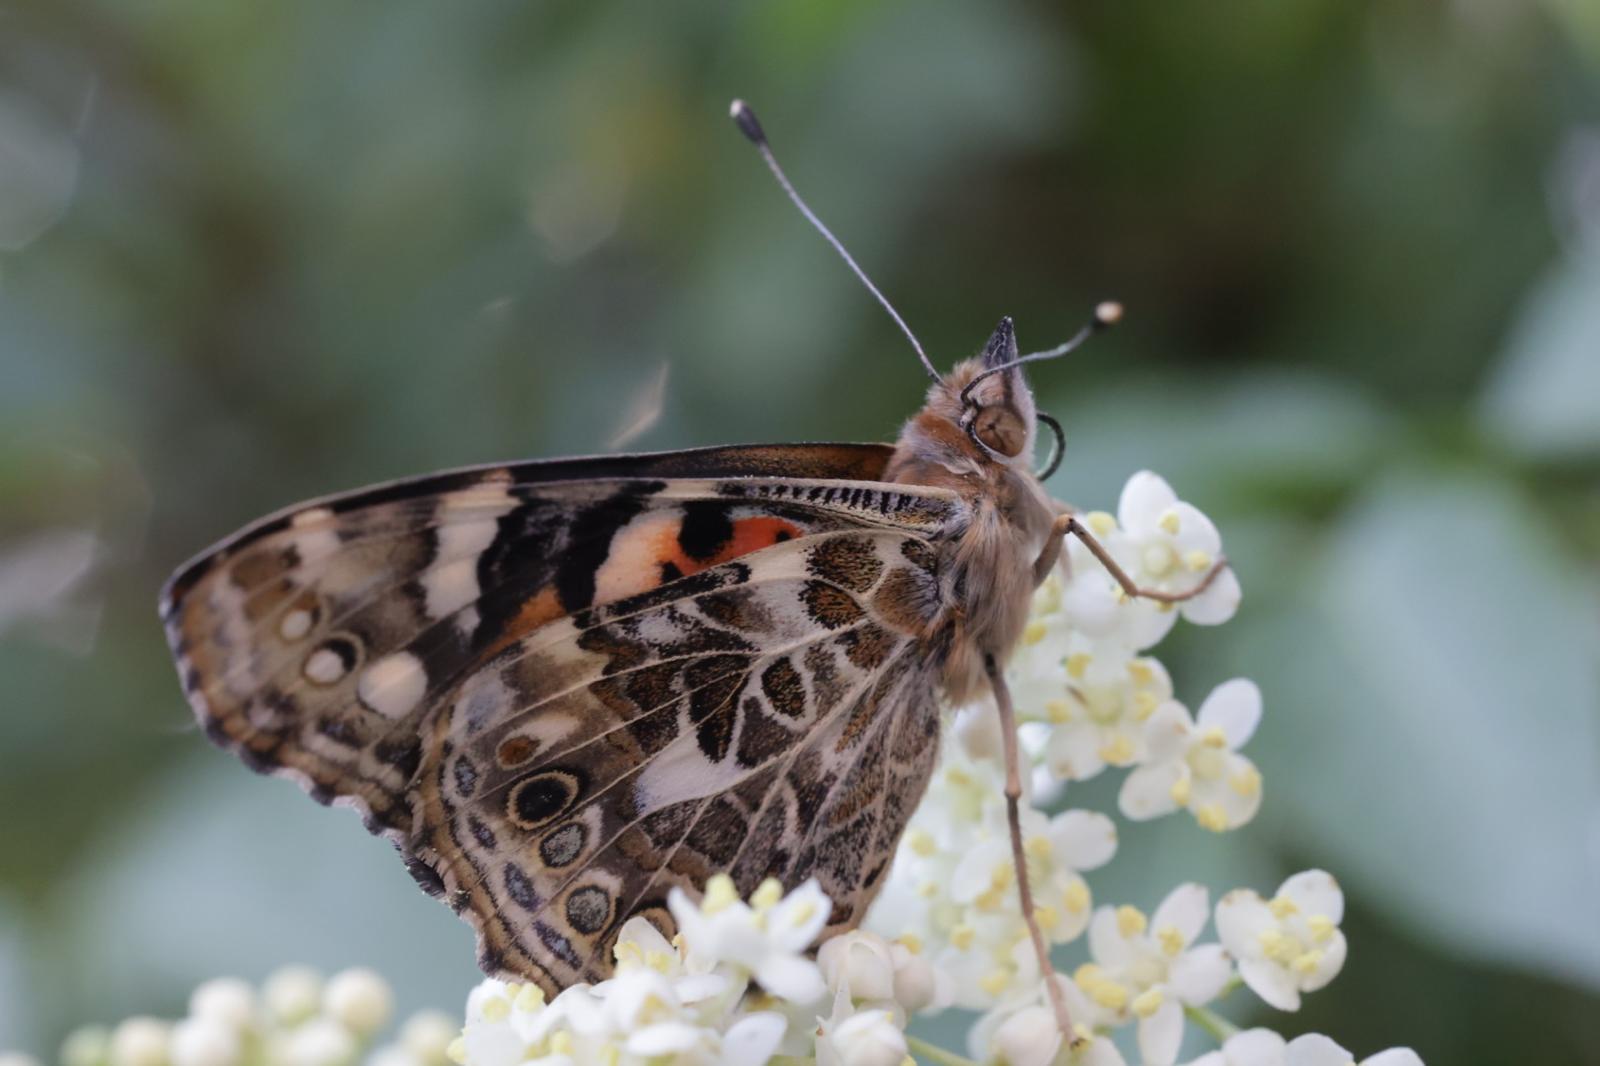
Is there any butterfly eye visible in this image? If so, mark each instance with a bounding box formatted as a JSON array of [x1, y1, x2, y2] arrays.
[[971, 405, 1029, 458]]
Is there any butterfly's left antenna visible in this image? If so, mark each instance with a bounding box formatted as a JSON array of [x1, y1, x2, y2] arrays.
[[730, 100, 942, 384]]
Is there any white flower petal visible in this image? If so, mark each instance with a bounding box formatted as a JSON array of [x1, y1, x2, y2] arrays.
[[1082, 1036, 1131, 1066], [1195, 679, 1262, 749], [1214, 891, 1274, 959], [1168, 944, 1232, 1005], [626, 1022, 705, 1055], [1137, 998, 1185, 1066], [1088, 907, 1137, 968], [756, 953, 826, 1006], [1299, 930, 1347, 993], [1285, 1034, 1353, 1066], [1119, 471, 1179, 533], [1169, 502, 1222, 556], [1279, 870, 1344, 925], [1184, 1055, 1227, 1066], [1051, 809, 1119, 870], [1222, 1029, 1289, 1066], [1362, 1051, 1425, 1066], [1152, 883, 1210, 946], [722, 1012, 788, 1065], [1142, 701, 1195, 762], [1047, 722, 1108, 781], [1180, 566, 1241, 626], [1238, 958, 1302, 1012], [1120, 762, 1186, 822]]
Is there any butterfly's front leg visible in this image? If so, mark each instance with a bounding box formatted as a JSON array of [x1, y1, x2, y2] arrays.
[[1035, 512, 1229, 600], [984, 651, 1083, 1052]]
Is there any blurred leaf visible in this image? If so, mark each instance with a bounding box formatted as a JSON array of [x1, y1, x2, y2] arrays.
[[1231, 472, 1600, 990], [57, 757, 478, 1034], [1480, 249, 1600, 459]]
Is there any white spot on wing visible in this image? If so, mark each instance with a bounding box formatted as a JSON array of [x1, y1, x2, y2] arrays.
[[304, 647, 346, 684], [633, 726, 744, 812], [593, 512, 681, 603], [290, 507, 340, 565], [279, 608, 312, 641], [422, 488, 516, 619], [359, 652, 428, 719]]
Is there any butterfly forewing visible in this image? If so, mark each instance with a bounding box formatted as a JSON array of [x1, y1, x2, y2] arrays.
[[161, 443, 963, 992]]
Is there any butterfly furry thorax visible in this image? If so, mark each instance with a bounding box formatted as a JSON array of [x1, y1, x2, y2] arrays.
[[160, 315, 1062, 998]]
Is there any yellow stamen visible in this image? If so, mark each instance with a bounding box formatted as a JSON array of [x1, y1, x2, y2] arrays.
[[1196, 804, 1229, 832], [1035, 905, 1060, 932], [951, 924, 976, 950], [1066, 653, 1091, 680], [980, 970, 1011, 996], [1200, 726, 1228, 749], [1230, 766, 1262, 798], [752, 878, 783, 911], [1126, 660, 1154, 685], [548, 1032, 573, 1056], [789, 900, 816, 927], [1156, 924, 1185, 957], [1063, 880, 1090, 914], [703, 873, 738, 915], [1099, 735, 1136, 765], [1116, 906, 1148, 938], [907, 829, 936, 857], [1268, 896, 1299, 919], [897, 933, 923, 955], [1292, 950, 1324, 975], [1170, 776, 1192, 807], [974, 886, 1005, 912], [1087, 511, 1117, 537], [1046, 698, 1073, 723], [1132, 987, 1164, 1018], [514, 985, 545, 1012], [1308, 915, 1336, 944], [1023, 620, 1049, 645], [1135, 690, 1161, 721], [480, 996, 510, 1023], [918, 880, 939, 899], [1025, 835, 1053, 862], [1158, 509, 1181, 535], [446, 1038, 467, 1065], [1184, 549, 1212, 573]]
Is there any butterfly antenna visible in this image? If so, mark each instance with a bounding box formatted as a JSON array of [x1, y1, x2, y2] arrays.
[[730, 100, 942, 384], [959, 301, 1124, 409]]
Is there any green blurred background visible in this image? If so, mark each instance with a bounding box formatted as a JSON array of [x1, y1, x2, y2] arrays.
[[3, 1, 1598, 1062]]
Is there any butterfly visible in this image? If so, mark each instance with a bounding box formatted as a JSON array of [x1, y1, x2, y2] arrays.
[[160, 101, 1224, 1031]]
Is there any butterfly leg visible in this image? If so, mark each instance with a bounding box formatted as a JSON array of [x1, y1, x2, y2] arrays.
[[1038, 513, 1228, 601], [984, 651, 1082, 1050]]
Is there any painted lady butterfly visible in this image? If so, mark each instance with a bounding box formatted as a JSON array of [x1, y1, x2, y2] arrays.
[[160, 101, 1225, 1037]]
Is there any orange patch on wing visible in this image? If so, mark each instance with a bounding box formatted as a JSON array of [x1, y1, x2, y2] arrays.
[[480, 586, 564, 660], [662, 516, 802, 578]]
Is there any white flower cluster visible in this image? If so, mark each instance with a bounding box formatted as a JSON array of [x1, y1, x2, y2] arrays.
[[5, 470, 1424, 1066], [16, 967, 455, 1066], [451, 875, 932, 1066]]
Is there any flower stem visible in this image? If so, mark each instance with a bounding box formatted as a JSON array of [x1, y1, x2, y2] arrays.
[[1184, 1002, 1240, 1043], [907, 1034, 981, 1066]]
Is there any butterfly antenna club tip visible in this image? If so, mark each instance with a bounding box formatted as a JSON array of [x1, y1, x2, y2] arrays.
[[729, 99, 767, 146], [1093, 301, 1124, 329]]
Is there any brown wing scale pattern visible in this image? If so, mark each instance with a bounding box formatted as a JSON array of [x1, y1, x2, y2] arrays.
[[160, 445, 964, 992], [411, 528, 947, 992]]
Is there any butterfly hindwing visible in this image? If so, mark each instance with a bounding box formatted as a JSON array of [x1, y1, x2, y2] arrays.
[[161, 443, 962, 990], [414, 526, 949, 990]]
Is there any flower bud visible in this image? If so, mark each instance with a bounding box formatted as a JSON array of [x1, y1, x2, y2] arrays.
[[263, 967, 323, 1026], [398, 1013, 458, 1066], [824, 1010, 907, 1066], [60, 1027, 112, 1066], [169, 1018, 239, 1066], [818, 932, 896, 1002], [888, 944, 937, 1014], [188, 980, 255, 1031], [323, 969, 393, 1035], [989, 1005, 1061, 1066], [284, 1020, 356, 1066], [109, 1018, 169, 1066]]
